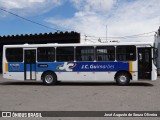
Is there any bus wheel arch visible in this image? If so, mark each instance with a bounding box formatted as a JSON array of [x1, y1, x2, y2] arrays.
[[41, 71, 57, 85], [115, 71, 132, 86]]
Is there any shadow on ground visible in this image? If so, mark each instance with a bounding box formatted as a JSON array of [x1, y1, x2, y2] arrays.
[[0, 81, 154, 87]]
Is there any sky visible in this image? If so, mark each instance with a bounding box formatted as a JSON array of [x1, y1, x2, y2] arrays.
[[0, 0, 160, 43]]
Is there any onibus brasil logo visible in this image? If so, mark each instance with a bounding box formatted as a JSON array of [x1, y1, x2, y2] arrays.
[[57, 62, 76, 71]]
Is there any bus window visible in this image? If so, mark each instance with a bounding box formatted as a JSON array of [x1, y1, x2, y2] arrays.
[[76, 46, 94, 61], [37, 47, 55, 62], [56, 47, 74, 62], [6, 48, 23, 62], [96, 46, 115, 61], [116, 46, 136, 61]]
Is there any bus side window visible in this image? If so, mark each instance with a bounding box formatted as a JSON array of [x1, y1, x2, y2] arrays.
[[37, 47, 55, 62], [118, 54, 126, 61], [98, 56, 102, 61], [77, 56, 82, 61], [56, 47, 74, 62], [76, 46, 94, 61], [6, 48, 23, 62], [96, 46, 115, 61], [116, 46, 136, 61], [88, 56, 92, 61]]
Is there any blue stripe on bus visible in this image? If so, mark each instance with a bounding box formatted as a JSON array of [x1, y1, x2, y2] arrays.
[[26, 64, 36, 71], [32, 64, 36, 71], [36, 62, 129, 72], [8, 63, 24, 72], [26, 64, 30, 71], [8, 62, 129, 72]]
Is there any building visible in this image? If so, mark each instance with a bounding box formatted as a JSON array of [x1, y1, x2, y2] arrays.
[[0, 31, 80, 72]]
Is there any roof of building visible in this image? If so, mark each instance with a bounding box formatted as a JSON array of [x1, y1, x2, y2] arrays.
[[0, 31, 78, 38], [0, 31, 80, 44]]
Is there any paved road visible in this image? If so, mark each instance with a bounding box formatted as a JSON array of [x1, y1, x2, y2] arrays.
[[0, 74, 160, 120]]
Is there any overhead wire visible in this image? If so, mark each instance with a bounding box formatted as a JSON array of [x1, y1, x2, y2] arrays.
[[0, 8, 156, 42], [84, 39, 97, 43], [114, 31, 155, 39], [0, 8, 61, 32], [82, 31, 155, 39], [81, 31, 155, 42]]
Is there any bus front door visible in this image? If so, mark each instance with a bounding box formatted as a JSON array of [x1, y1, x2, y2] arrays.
[[24, 50, 36, 80], [138, 48, 152, 79]]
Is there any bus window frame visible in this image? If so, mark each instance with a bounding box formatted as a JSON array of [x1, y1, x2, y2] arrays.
[[56, 46, 74, 62], [116, 45, 136, 61], [6, 48, 23, 62], [37, 47, 55, 62], [95, 46, 115, 62], [75, 46, 95, 62]]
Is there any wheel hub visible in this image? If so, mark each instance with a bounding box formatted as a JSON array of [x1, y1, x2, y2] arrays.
[[45, 75, 53, 84], [119, 75, 127, 83]]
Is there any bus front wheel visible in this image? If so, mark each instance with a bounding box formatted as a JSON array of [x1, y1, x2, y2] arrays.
[[116, 72, 130, 86], [42, 72, 57, 85]]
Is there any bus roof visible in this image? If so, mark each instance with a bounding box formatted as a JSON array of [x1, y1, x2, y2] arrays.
[[3, 42, 154, 48]]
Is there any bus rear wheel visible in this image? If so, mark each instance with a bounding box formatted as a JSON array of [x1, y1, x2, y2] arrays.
[[42, 72, 57, 85], [116, 72, 130, 86]]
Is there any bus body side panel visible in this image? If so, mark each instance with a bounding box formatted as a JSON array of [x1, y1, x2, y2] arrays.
[[95, 72, 116, 81], [130, 61, 138, 81], [56, 72, 95, 81], [36, 72, 116, 82], [3, 72, 24, 80], [152, 61, 157, 80], [56, 72, 117, 82], [36, 62, 132, 82], [3, 62, 25, 80], [151, 47, 157, 80], [3, 62, 37, 81], [36, 72, 43, 81]]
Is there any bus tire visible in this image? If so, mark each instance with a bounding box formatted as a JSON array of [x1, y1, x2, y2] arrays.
[[116, 72, 130, 86], [42, 72, 57, 85]]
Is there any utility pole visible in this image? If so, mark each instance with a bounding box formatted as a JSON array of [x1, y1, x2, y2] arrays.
[[106, 25, 107, 42]]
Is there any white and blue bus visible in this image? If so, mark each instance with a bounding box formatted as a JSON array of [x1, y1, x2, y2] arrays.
[[3, 42, 157, 85]]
